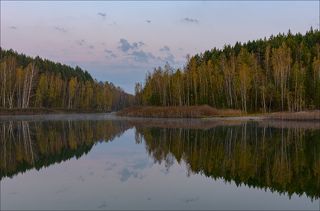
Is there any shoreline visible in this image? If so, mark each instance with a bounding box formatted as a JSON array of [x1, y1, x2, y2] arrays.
[[1, 113, 319, 131], [1, 106, 319, 122], [1, 111, 319, 122], [0, 108, 110, 116], [117, 106, 320, 121]]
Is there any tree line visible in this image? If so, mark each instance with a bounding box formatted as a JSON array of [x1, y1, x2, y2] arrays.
[[135, 29, 320, 112], [0, 48, 134, 111]]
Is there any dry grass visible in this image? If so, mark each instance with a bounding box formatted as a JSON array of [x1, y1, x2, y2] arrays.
[[128, 118, 248, 129], [267, 110, 320, 121], [258, 120, 320, 129], [117, 105, 243, 118], [216, 108, 243, 117]]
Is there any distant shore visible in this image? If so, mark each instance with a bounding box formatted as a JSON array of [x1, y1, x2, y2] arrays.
[[0, 108, 109, 115], [1, 106, 319, 122], [117, 106, 320, 121]]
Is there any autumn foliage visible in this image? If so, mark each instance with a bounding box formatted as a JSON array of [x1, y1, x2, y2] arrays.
[[0, 49, 134, 111], [135, 29, 320, 112]]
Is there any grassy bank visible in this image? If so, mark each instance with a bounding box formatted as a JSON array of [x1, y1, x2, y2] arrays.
[[117, 105, 243, 118], [2, 107, 319, 121], [266, 111, 320, 121], [117, 106, 320, 121], [0, 108, 108, 115]]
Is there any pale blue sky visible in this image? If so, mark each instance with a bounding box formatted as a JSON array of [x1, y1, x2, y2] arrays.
[[1, 1, 318, 93]]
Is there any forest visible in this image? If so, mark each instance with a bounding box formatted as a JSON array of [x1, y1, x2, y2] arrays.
[[135, 29, 320, 112], [0, 48, 134, 111], [2, 29, 320, 113]]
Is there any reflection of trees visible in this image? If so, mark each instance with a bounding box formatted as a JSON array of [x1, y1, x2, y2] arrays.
[[136, 122, 320, 200], [1, 118, 319, 200], [0, 120, 130, 179]]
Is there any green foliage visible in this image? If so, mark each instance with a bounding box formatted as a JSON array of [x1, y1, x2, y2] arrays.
[[0, 48, 93, 81], [0, 49, 134, 111], [137, 29, 320, 112]]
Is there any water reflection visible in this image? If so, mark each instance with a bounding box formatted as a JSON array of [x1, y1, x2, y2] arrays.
[[0, 120, 130, 179], [135, 121, 320, 200], [1, 117, 319, 203]]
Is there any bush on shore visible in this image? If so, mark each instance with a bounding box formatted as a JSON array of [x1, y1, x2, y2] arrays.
[[117, 105, 243, 118]]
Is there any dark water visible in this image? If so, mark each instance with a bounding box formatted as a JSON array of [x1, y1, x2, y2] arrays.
[[1, 115, 320, 210]]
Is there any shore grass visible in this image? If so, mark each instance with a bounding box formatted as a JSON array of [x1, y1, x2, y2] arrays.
[[117, 106, 320, 121], [266, 110, 320, 121], [2, 106, 319, 122], [117, 105, 243, 118]]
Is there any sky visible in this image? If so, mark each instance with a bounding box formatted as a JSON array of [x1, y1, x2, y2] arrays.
[[1, 1, 318, 94]]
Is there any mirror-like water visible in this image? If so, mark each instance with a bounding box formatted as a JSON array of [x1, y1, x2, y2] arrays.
[[1, 115, 319, 210]]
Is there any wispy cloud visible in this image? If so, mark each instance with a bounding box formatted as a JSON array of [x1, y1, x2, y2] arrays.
[[182, 17, 199, 24], [9, 26, 17, 30], [162, 53, 176, 64], [158, 45, 177, 65], [54, 26, 67, 33], [160, 46, 170, 52], [118, 39, 144, 52], [118, 41, 177, 64], [108, 21, 117, 26], [75, 39, 96, 51], [130, 50, 155, 63], [97, 12, 106, 19], [76, 39, 86, 46], [105, 49, 117, 58], [138, 41, 145, 46], [146, 20, 151, 23], [119, 39, 135, 52]]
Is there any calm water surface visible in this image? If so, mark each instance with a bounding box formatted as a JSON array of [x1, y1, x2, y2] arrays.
[[1, 115, 320, 210]]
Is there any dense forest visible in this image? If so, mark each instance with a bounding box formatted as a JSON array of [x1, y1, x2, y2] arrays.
[[135, 29, 320, 112], [0, 48, 133, 111]]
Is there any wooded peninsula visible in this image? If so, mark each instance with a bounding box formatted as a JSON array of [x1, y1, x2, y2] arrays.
[[1, 29, 320, 117]]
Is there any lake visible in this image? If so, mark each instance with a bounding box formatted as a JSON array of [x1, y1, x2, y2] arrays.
[[1, 114, 319, 210]]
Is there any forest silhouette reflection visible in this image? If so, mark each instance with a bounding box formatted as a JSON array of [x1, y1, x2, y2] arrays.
[[1, 118, 319, 200]]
